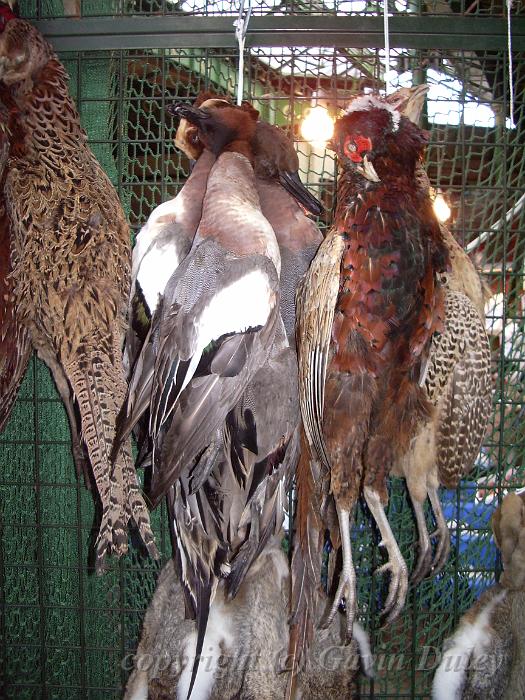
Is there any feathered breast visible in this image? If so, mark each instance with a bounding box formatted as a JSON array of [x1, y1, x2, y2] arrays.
[[332, 177, 446, 375]]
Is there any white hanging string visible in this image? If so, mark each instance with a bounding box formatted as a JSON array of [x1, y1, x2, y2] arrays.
[[234, 0, 253, 106], [506, 0, 515, 129], [383, 0, 393, 95]]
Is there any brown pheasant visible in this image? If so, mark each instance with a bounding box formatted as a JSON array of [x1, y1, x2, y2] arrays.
[[296, 94, 450, 637], [0, 83, 31, 433], [386, 85, 492, 581], [0, 16, 157, 570]]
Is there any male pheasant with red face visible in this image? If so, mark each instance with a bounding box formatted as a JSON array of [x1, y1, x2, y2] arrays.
[[0, 16, 157, 570], [297, 94, 450, 636]]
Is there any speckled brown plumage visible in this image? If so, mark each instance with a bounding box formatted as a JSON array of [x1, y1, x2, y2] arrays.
[[0, 99, 31, 433], [0, 18, 157, 570], [385, 85, 492, 582]]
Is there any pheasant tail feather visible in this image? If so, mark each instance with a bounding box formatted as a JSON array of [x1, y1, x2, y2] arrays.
[[64, 349, 157, 572]]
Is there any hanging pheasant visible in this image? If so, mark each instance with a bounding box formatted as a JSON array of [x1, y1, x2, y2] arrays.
[[385, 85, 492, 581], [296, 94, 450, 637], [0, 15, 157, 570], [0, 76, 32, 434]]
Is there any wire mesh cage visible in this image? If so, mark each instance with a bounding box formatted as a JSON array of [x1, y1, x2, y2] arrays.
[[0, 1, 524, 698]]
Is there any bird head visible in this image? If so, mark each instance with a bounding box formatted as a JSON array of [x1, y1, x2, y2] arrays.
[[174, 94, 230, 160], [0, 16, 50, 86], [385, 84, 429, 125], [167, 100, 259, 160], [329, 94, 429, 184]]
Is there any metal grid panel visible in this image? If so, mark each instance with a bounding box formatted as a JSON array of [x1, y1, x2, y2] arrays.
[[1, 4, 524, 699], [19, 0, 525, 18]]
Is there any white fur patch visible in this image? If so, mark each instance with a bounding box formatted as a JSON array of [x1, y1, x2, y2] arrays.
[[125, 670, 149, 700], [432, 590, 507, 700], [177, 598, 235, 700], [353, 621, 374, 678], [345, 94, 401, 132]]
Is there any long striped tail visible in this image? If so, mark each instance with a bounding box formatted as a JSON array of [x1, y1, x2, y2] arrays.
[[64, 348, 158, 572]]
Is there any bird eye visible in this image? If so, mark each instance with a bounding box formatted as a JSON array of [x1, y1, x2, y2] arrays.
[[343, 134, 373, 163], [343, 137, 363, 163]]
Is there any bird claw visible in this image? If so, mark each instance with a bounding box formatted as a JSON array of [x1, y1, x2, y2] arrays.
[[375, 556, 408, 623], [429, 526, 450, 576], [321, 569, 356, 642], [410, 540, 433, 584]]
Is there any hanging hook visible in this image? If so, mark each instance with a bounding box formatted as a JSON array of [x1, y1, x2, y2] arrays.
[[234, 0, 253, 105]]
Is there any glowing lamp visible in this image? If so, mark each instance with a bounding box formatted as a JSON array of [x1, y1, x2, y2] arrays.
[[433, 191, 451, 223], [300, 106, 334, 146]]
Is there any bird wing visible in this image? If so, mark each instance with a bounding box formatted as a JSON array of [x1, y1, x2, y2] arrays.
[[426, 290, 492, 488], [296, 231, 346, 469], [125, 238, 280, 506], [125, 150, 216, 376]]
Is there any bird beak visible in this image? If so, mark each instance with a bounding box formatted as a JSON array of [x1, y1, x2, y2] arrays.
[[403, 84, 430, 125], [357, 154, 380, 182], [166, 102, 210, 124]]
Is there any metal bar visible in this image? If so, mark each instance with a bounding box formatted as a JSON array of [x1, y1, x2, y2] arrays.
[[33, 16, 525, 51]]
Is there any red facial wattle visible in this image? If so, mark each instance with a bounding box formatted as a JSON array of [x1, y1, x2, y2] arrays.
[[0, 4, 17, 33], [344, 134, 373, 163]]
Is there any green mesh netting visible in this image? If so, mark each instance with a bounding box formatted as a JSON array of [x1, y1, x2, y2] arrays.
[[1, 3, 524, 698]]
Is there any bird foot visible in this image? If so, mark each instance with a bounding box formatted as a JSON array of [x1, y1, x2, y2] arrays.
[[410, 537, 433, 584], [363, 487, 409, 624], [321, 567, 356, 642], [429, 525, 450, 576], [376, 543, 408, 625]]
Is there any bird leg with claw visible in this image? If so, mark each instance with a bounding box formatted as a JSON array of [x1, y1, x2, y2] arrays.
[[363, 486, 408, 624], [323, 504, 356, 642], [428, 486, 450, 574], [410, 497, 433, 584]]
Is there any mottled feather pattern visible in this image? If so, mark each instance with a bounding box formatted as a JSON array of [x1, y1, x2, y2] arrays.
[[425, 290, 492, 488], [0, 19, 157, 570], [0, 102, 32, 433]]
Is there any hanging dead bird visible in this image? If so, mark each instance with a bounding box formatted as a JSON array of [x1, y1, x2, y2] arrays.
[[385, 86, 492, 581], [124, 148, 216, 378], [172, 91, 323, 345], [0, 87, 32, 434], [121, 101, 300, 698], [387, 84, 488, 318], [0, 16, 157, 570], [296, 94, 450, 638]]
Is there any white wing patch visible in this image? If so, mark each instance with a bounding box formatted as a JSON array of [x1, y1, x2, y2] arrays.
[[173, 269, 275, 403], [132, 196, 188, 313], [137, 239, 182, 315]]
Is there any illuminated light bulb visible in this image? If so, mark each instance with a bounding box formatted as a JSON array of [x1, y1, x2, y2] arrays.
[[433, 191, 451, 223], [300, 106, 334, 147]]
